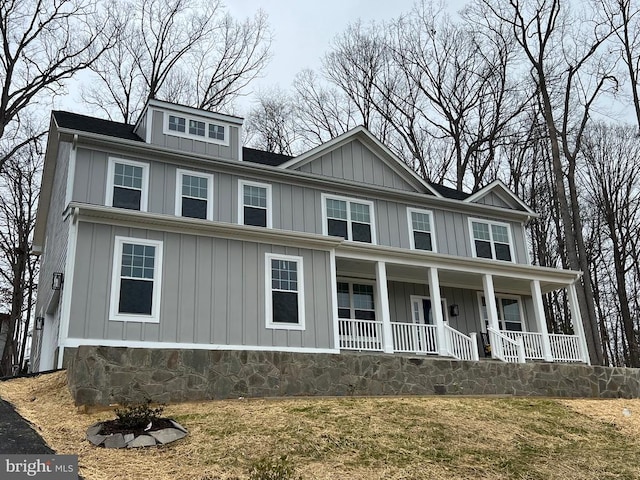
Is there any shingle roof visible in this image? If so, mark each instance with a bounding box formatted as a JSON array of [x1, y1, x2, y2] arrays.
[[53, 111, 142, 141], [428, 182, 470, 201], [50, 110, 470, 200], [242, 147, 293, 166]]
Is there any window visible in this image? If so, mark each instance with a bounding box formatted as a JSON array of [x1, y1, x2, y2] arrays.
[[189, 119, 205, 136], [266, 254, 304, 329], [110, 237, 163, 323], [337, 282, 375, 320], [168, 115, 186, 132], [407, 208, 436, 251], [322, 194, 375, 243], [469, 219, 513, 261], [209, 124, 225, 140], [239, 180, 272, 228], [164, 112, 229, 145], [175, 169, 214, 220], [478, 294, 524, 332], [106, 158, 149, 211]]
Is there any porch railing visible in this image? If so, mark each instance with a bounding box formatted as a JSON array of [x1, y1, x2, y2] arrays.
[[391, 322, 438, 354], [549, 333, 583, 362], [501, 331, 545, 360], [444, 325, 479, 361], [338, 318, 384, 351], [488, 327, 525, 363]]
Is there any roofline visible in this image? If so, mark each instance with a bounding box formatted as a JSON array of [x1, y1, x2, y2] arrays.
[[279, 126, 443, 197], [135, 99, 244, 131], [464, 179, 536, 215]]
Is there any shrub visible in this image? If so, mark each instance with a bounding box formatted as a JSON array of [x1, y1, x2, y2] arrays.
[[248, 456, 301, 480], [113, 398, 165, 430]]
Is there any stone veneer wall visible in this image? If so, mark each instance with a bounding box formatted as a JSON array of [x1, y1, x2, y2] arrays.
[[64, 346, 640, 406]]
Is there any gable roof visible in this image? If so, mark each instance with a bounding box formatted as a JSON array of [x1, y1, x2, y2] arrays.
[[279, 126, 442, 197], [464, 180, 535, 214]]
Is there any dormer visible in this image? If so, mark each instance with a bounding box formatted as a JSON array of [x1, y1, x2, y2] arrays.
[[134, 99, 243, 161]]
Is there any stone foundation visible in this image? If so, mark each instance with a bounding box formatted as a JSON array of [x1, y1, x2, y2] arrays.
[[64, 346, 640, 406]]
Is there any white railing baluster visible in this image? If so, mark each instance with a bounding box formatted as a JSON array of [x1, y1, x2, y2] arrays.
[[338, 318, 384, 351], [487, 327, 525, 363], [443, 324, 479, 361]]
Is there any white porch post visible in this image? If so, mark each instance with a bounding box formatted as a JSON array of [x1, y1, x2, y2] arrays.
[[567, 282, 591, 365], [482, 274, 500, 331], [427, 267, 448, 356], [530, 280, 554, 362], [375, 261, 394, 353]]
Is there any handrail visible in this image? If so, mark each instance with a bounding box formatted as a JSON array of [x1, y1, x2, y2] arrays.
[[487, 327, 525, 363], [444, 325, 479, 361]]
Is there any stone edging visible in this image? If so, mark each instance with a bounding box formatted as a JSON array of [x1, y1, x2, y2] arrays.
[[86, 419, 187, 448]]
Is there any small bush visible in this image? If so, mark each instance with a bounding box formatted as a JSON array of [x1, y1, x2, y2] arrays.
[[113, 398, 165, 430], [248, 456, 301, 480]]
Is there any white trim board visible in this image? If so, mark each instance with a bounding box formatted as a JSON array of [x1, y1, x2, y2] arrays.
[[62, 337, 340, 355]]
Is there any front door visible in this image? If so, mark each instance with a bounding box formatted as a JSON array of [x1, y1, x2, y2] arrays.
[[410, 296, 448, 353]]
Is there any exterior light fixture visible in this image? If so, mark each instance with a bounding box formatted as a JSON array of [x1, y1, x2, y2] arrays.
[[35, 316, 44, 331], [52, 272, 64, 290], [449, 304, 460, 317]]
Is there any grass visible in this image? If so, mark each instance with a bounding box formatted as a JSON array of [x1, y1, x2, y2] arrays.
[[1, 371, 640, 479]]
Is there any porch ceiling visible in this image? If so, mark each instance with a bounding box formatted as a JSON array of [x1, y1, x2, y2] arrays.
[[336, 258, 569, 296]]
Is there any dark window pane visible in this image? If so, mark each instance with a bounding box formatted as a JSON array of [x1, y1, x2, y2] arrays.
[[352, 222, 372, 243], [327, 218, 348, 238], [119, 279, 153, 314], [354, 309, 376, 321], [338, 308, 351, 318], [182, 197, 207, 219], [504, 322, 522, 332], [244, 206, 267, 227], [113, 187, 141, 210], [495, 243, 512, 261], [475, 240, 492, 259], [414, 231, 432, 251], [272, 291, 299, 324]]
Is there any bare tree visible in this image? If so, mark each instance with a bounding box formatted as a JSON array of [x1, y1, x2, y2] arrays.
[[245, 88, 297, 155], [467, 0, 621, 364], [82, 0, 271, 122], [293, 69, 358, 148], [0, 145, 41, 377], [0, 0, 114, 171], [582, 124, 640, 366]]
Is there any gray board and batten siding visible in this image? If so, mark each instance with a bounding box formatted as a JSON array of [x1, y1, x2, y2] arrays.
[[145, 108, 241, 161], [70, 145, 530, 264], [68, 222, 335, 350]]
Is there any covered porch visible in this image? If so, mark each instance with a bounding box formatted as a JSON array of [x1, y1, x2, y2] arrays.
[[332, 245, 590, 365]]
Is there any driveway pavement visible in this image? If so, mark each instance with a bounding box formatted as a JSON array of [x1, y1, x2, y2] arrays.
[[0, 396, 54, 454]]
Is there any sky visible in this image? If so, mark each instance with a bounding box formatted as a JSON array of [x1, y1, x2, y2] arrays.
[[225, 0, 466, 116]]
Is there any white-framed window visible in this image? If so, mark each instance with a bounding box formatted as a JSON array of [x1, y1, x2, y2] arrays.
[[175, 169, 214, 220], [477, 293, 525, 332], [337, 281, 376, 320], [265, 253, 305, 330], [163, 112, 230, 146], [469, 218, 514, 262], [322, 194, 376, 244], [407, 207, 436, 252], [239, 180, 272, 228], [106, 157, 150, 212], [168, 115, 186, 133], [109, 237, 163, 323]]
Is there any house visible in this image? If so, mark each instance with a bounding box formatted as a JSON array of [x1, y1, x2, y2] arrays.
[[30, 99, 590, 380]]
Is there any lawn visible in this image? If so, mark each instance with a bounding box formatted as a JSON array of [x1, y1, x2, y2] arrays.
[[1, 371, 640, 479]]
